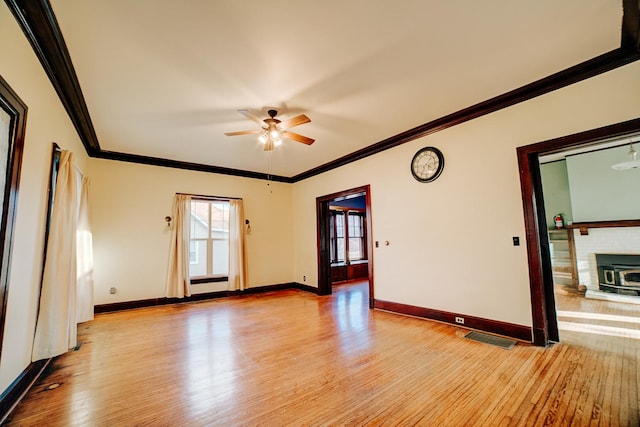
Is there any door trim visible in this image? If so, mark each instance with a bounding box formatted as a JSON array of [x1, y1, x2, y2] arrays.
[[316, 185, 374, 307], [517, 117, 640, 346]]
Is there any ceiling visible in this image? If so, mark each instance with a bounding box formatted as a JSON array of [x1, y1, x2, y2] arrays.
[[46, 1, 622, 178]]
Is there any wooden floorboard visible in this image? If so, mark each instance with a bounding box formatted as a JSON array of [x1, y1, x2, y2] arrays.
[[5, 281, 640, 426]]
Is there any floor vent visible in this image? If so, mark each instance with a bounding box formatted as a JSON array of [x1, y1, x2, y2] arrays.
[[464, 331, 516, 350]]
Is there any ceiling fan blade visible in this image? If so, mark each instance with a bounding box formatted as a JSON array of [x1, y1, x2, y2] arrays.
[[282, 131, 315, 145], [238, 109, 265, 126], [224, 130, 261, 136], [279, 114, 311, 130]]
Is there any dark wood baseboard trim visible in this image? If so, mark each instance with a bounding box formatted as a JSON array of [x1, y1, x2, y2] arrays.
[[1, 283, 318, 419], [0, 358, 51, 424], [373, 299, 533, 344], [95, 282, 318, 313], [291, 282, 320, 294]]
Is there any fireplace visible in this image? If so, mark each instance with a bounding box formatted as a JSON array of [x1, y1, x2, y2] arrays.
[[596, 253, 640, 296]]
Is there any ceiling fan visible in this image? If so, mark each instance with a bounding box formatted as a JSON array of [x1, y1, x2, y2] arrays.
[[225, 109, 315, 151]]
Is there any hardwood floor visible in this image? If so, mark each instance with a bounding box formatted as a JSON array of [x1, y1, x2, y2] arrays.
[[5, 281, 639, 426]]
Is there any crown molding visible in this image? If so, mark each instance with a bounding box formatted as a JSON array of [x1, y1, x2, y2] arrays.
[[5, 0, 100, 155], [93, 150, 292, 183], [6, 0, 640, 183], [290, 48, 640, 182]]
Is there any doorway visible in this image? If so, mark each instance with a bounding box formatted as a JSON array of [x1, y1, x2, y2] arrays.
[[538, 132, 640, 345], [517, 118, 640, 346], [316, 185, 374, 308]]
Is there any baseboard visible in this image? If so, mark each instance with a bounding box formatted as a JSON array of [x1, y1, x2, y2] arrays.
[[0, 358, 51, 424], [1, 282, 319, 420], [95, 282, 318, 313], [291, 282, 320, 294], [373, 299, 533, 343]]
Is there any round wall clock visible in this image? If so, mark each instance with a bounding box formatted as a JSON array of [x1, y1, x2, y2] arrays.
[[410, 146, 445, 182]]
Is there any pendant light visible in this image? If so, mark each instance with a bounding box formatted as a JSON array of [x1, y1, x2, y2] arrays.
[[611, 143, 640, 170]]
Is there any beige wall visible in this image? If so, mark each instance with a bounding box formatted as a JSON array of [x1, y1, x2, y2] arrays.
[[566, 145, 640, 222], [89, 159, 294, 305], [0, 4, 89, 392], [2, 0, 640, 400], [540, 160, 573, 227], [292, 60, 640, 328]]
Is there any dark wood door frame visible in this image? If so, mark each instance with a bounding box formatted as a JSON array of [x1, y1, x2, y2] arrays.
[[316, 185, 374, 307], [517, 117, 640, 346], [0, 75, 27, 358]]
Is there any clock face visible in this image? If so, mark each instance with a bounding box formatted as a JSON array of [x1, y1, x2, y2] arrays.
[[411, 147, 444, 182]]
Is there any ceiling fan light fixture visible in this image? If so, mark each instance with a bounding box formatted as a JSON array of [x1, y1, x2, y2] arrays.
[[263, 139, 275, 151], [225, 108, 314, 150]]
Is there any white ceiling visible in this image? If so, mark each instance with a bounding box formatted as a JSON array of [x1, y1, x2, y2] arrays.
[[50, 1, 622, 177]]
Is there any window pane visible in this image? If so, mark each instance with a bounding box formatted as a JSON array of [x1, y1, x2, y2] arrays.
[[337, 238, 346, 262], [189, 199, 231, 279], [191, 201, 210, 238], [330, 212, 337, 262], [189, 240, 207, 277], [347, 215, 355, 237], [0, 109, 9, 222], [348, 238, 363, 260], [211, 201, 229, 234], [336, 213, 345, 238], [348, 213, 363, 238], [212, 238, 229, 275]]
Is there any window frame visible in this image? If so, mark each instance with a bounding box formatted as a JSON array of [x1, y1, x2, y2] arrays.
[[329, 207, 366, 265], [347, 211, 366, 262], [188, 197, 231, 284]]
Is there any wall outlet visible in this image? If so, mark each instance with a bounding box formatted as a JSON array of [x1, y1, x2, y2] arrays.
[[303, 275, 306, 282], [109, 287, 117, 295], [455, 316, 464, 324]]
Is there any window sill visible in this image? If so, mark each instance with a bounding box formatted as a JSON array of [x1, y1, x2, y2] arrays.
[[330, 260, 368, 267], [191, 276, 228, 285]]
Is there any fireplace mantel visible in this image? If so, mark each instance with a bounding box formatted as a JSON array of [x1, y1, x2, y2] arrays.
[[566, 219, 640, 236]]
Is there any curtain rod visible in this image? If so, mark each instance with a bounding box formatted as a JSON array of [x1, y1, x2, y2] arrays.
[[176, 192, 242, 200]]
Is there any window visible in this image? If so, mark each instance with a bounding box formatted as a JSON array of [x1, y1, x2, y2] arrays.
[[330, 209, 366, 264], [347, 212, 365, 261], [331, 212, 345, 263], [189, 199, 230, 280]]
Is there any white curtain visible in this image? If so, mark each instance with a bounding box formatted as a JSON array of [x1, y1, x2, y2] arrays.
[[228, 199, 247, 291], [76, 175, 94, 323], [32, 151, 79, 361], [165, 194, 192, 298]]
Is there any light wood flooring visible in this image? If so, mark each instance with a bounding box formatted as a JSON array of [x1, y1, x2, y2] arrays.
[[5, 281, 640, 426]]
